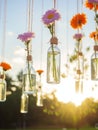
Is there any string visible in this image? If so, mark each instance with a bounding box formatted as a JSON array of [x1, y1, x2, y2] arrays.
[[0, 1, 2, 23], [66, 0, 69, 76], [77, 0, 79, 33], [30, 0, 34, 32], [1, 0, 7, 61], [53, 0, 56, 9], [27, 0, 33, 32], [53, 0, 56, 36], [39, 0, 44, 69]]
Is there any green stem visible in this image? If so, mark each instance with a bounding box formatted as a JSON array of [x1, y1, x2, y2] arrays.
[[27, 43, 32, 89], [51, 44, 58, 82]]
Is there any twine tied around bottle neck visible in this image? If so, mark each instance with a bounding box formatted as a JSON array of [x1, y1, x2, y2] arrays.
[[50, 37, 58, 45], [94, 45, 98, 51], [27, 55, 32, 61]]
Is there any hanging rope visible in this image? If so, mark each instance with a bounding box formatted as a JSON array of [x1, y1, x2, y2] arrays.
[[53, 0, 56, 9], [81, 0, 84, 13], [66, 0, 69, 76], [1, 0, 7, 61], [0, 1, 2, 23], [27, 0, 33, 32], [53, 0, 57, 36], [77, 0, 79, 33], [39, 0, 44, 69]]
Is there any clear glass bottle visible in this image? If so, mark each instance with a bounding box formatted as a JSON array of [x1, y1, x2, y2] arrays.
[[75, 52, 84, 93], [0, 67, 6, 102], [47, 37, 60, 84], [36, 85, 43, 107], [36, 70, 43, 107], [20, 93, 29, 113], [75, 78, 83, 93], [22, 42, 36, 95], [91, 45, 98, 80]]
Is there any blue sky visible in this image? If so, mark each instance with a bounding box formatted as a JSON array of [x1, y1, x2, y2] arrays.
[[0, 0, 97, 101]]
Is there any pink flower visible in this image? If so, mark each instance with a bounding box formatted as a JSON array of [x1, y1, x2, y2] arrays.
[[73, 33, 84, 41], [42, 9, 61, 25], [88, 0, 98, 3], [17, 32, 35, 42]]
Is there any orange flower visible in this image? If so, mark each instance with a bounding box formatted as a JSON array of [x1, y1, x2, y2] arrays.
[[89, 31, 98, 40], [36, 69, 44, 75], [70, 13, 87, 29], [0, 62, 11, 71], [85, 0, 98, 10]]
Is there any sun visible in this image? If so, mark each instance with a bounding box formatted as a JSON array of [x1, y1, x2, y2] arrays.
[[55, 76, 95, 106], [42, 73, 98, 106]]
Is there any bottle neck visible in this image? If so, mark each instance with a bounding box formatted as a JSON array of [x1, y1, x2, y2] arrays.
[[94, 45, 98, 52], [0, 67, 5, 80], [50, 44, 57, 47]]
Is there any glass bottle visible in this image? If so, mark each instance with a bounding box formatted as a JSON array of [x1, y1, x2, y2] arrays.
[[47, 37, 60, 84], [91, 45, 98, 80], [22, 42, 36, 95], [36, 70, 43, 106], [20, 92, 29, 113], [36, 85, 43, 107], [75, 52, 84, 93], [0, 67, 6, 102]]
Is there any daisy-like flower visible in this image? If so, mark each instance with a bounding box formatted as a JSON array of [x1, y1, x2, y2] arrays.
[[73, 33, 84, 41], [0, 62, 11, 71], [42, 9, 61, 36], [85, 0, 98, 10], [42, 9, 61, 25], [89, 31, 98, 41], [36, 69, 44, 75], [88, 0, 98, 4], [17, 32, 35, 43], [70, 13, 87, 29]]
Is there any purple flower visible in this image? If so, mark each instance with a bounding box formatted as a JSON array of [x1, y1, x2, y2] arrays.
[[17, 32, 35, 42], [73, 33, 84, 41], [88, 0, 98, 3], [42, 9, 61, 25]]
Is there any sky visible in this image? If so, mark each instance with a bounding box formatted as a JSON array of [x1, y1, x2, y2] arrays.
[[0, 0, 97, 104]]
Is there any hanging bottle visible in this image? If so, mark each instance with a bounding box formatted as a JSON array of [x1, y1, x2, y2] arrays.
[[22, 42, 36, 95], [20, 92, 29, 113], [47, 37, 60, 84], [75, 51, 84, 93], [36, 70, 43, 107], [0, 66, 6, 102], [91, 45, 98, 80], [36, 85, 43, 107]]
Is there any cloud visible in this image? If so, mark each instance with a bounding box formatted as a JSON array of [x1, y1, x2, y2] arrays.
[[12, 57, 25, 65], [7, 31, 15, 36], [14, 46, 25, 57]]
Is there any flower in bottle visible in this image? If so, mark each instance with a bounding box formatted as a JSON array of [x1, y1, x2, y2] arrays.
[[42, 9, 61, 36], [0, 62, 11, 71], [17, 32, 35, 43], [42, 9, 61, 84], [73, 33, 84, 41], [17, 31, 36, 94], [70, 13, 87, 29], [88, 0, 98, 4], [85, 0, 98, 10]]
